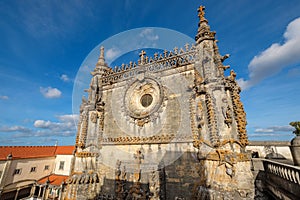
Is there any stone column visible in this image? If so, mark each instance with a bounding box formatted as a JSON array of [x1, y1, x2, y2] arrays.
[[14, 188, 20, 200], [41, 186, 45, 199], [37, 185, 41, 198], [29, 184, 36, 197]]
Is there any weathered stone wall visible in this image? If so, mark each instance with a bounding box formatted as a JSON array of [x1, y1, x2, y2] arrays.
[[247, 141, 292, 160]]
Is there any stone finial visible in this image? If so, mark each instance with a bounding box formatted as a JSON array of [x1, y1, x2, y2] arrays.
[[185, 43, 190, 52], [100, 46, 104, 59], [173, 47, 178, 54], [92, 46, 110, 76], [195, 5, 216, 43], [97, 46, 105, 66], [163, 50, 168, 58], [198, 5, 207, 23]]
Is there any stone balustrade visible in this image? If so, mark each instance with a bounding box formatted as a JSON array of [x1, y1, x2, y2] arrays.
[[263, 159, 300, 199], [263, 159, 300, 184]]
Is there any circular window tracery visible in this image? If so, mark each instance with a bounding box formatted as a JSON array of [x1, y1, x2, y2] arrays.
[[124, 78, 163, 120]]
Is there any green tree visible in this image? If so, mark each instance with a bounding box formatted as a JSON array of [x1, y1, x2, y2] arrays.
[[290, 121, 300, 136]]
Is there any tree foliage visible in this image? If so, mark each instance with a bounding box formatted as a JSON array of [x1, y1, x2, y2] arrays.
[[290, 121, 300, 136]]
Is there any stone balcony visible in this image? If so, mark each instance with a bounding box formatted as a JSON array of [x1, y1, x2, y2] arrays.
[[248, 141, 300, 199]]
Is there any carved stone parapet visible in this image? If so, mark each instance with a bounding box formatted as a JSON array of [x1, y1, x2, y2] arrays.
[[101, 49, 196, 85]]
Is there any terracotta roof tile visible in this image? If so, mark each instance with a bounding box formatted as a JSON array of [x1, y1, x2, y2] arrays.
[[38, 174, 69, 186], [55, 146, 75, 155], [0, 146, 75, 160]]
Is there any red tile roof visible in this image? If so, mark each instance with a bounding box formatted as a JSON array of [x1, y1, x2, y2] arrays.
[[38, 174, 69, 186], [55, 146, 75, 155], [0, 146, 75, 160]]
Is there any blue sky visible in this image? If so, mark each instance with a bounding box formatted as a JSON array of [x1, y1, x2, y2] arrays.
[[0, 0, 300, 146]]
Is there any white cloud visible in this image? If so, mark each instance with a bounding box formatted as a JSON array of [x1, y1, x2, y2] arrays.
[[254, 128, 274, 133], [60, 74, 70, 82], [0, 95, 9, 100], [57, 114, 79, 122], [238, 17, 300, 90], [254, 125, 294, 133], [0, 126, 31, 133], [271, 125, 295, 132], [40, 87, 62, 98], [139, 28, 159, 41], [32, 117, 76, 136], [33, 117, 77, 133], [0, 114, 78, 139], [34, 120, 53, 128], [33, 114, 78, 136], [249, 133, 292, 137], [106, 47, 121, 61]]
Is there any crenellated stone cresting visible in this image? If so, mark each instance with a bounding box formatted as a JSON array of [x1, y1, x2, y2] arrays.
[[224, 72, 249, 147], [101, 46, 196, 85], [205, 93, 219, 147], [77, 112, 89, 149], [263, 159, 300, 185]]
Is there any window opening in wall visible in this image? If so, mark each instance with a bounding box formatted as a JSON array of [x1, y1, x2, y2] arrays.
[[59, 161, 65, 170], [140, 94, 153, 107], [13, 169, 21, 175], [30, 167, 36, 172]]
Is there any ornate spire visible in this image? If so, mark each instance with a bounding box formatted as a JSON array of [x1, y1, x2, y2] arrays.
[[195, 5, 216, 43], [97, 46, 105, 66], [92, 46, 110, 76]]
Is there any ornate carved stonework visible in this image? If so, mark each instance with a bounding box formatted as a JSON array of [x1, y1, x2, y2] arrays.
[[65, 4, 254, 200], [124, 77, 165, 126]]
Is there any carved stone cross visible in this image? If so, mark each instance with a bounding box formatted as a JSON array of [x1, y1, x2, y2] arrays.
[[139, 50, 146, 64], [198, 5, 206, 22], [134, 150, 144, 164]]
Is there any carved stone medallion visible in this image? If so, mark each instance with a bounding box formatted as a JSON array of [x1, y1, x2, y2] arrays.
[[124, 77, 163, 122]]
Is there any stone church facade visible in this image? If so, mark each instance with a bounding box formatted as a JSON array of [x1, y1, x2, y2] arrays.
[[65, 5, 254, 200]]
